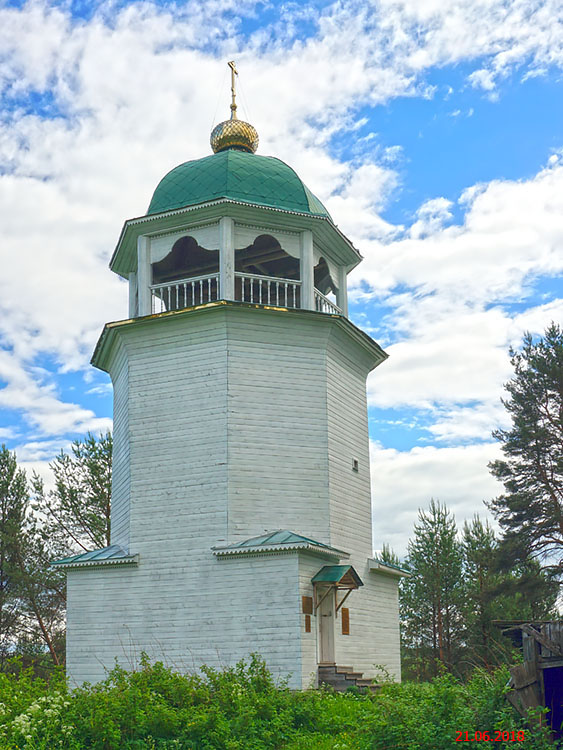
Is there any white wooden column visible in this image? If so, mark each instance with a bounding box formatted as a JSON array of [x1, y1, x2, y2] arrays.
[[300, 230, 314, 310], [137, 236, 152, 316], [219, 217, 235, 300], [336, 266, 348, 318], [128, 272, 138, 318]]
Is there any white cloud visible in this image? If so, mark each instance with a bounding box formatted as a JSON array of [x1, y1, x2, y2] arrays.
[[514, 298, 563, 331], [0, 426, 18, 441], [370, 441, 504, 556], [325, 163, 400, 240], [354, 156, 563, 453], [368, 305, 515, 406], [375, 0, 563, 91], [0, 350, 112, 437], [14, 439, 70, 463], [425, 401, 510, 442], [86, 382, 113, 397], [0, 0, 560, 489], [468, 68, 497, 92], [409, 197, 453, 239], [352, 158, 563, 301], [366, 295, 563, 444]]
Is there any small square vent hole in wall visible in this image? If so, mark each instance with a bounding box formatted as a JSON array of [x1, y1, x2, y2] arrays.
[[352, 459, 359, 472]]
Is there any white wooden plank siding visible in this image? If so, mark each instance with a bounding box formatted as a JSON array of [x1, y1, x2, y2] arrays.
[[67, 309, 311, 687], [324, 325, 401, 681], [326, 325, 374, 559], [109, 342, 130, 549], [226, 309, 331, 543], [67, 303, 400, 688], [298, 554, 325, 687], [68, 311, 228, 685], [67, 553, 303, 687]]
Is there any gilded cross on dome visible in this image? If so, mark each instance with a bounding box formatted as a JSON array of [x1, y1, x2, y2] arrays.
[[228, 60, 238, 120], [210, 61, 259, 154]]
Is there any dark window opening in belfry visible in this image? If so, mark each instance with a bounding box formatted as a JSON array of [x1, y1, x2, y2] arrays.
[[236, 235, 299, 280], [151, 236, 219, 311], [152, 236, 218, 285], [314, 257, 336, 297]]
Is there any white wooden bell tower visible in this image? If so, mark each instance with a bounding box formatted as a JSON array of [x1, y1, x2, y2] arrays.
[[54, 70, 405, 689]]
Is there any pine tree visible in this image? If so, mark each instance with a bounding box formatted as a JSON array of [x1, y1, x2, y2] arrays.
[[462, 515, 558, 672], [378, 543, 402, 567], [401, 500, 465, 679], [488, 323, 563, 577], [0, 445, 27, 669], [462, 516, 499, 670]]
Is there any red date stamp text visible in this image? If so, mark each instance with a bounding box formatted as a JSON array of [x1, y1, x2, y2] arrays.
[[455, 730, 525, 742]]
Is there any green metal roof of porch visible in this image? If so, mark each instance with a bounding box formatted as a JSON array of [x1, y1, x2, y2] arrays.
[[311, 565, 364, 587]]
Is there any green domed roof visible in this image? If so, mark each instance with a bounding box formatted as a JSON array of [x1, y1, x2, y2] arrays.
[[147, 149, 331, 219]]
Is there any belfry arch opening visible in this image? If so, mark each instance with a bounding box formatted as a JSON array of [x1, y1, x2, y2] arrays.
[[144, 232, 345, 316], [152, 236, 218, 283], [314, 257, 337, 299], [235, 234, 301, 308], [235, 235, 299, 280], [151, 236, 219, 311]]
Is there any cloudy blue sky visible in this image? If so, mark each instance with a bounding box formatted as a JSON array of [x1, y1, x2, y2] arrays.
[[1, 0, 562, 555]]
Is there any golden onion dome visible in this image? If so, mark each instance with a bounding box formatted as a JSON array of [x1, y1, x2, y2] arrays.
[[210, 118, 259, 154], [210, 61, 259, 154]]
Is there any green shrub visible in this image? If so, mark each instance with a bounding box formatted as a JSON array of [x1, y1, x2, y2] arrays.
[[0, 656, 559, 750]]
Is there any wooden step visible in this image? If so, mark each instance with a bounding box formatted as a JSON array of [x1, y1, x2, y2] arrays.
[[318, 664, 373, 692]]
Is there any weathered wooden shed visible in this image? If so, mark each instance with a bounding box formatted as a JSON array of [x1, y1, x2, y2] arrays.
[[495, 620, 563, 739]]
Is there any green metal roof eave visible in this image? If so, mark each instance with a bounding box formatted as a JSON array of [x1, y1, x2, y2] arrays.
[[110, 199, 359, 277], [213, 543, 346, 560], [51, 544, 139, 571], [91, 301, 388, 373], [109, 199, 361, 279], [215, 529, 312, 547], [303, 184, 331, 218], [368, 558, 411, 578], [51, 555, 139, 570], [212, 529, 349, 560], [149, 193, 330, 222]]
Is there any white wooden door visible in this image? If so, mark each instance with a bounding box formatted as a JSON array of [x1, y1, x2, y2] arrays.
[[317, 587, 335, 664]]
